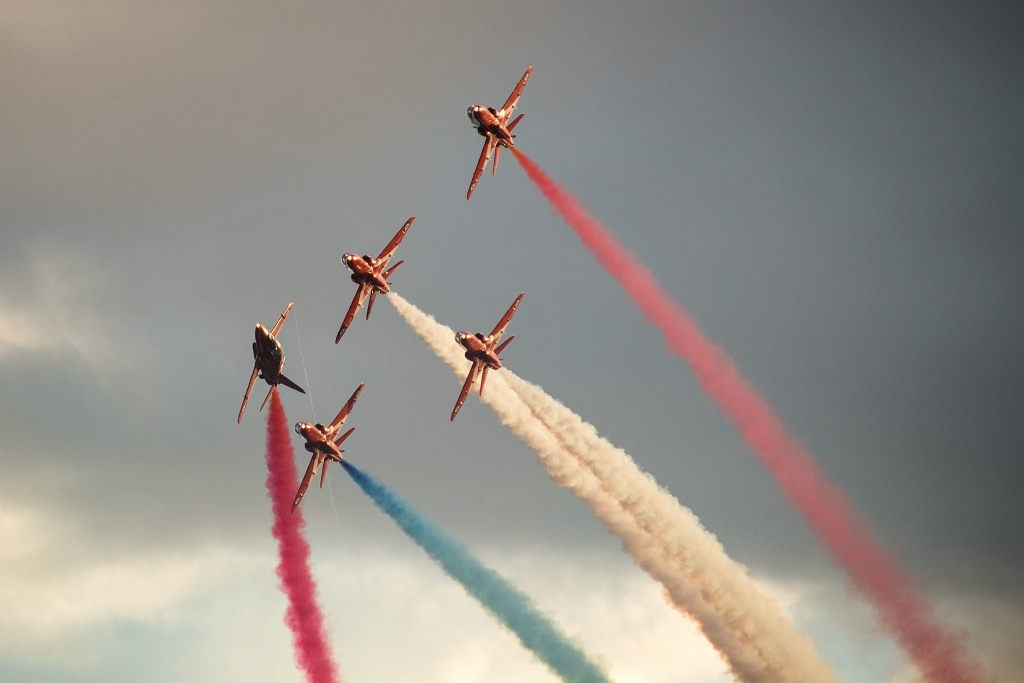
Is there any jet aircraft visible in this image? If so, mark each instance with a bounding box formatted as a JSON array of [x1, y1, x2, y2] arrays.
[[451, 293, 525, 421], [238, 302, 306, 424], [466, 66, 532, 199], [292, 382, 365, 512], [336, 216, 415, 343]]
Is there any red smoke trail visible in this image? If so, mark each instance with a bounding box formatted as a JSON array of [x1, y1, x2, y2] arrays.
[[265, 390, 341, 683], [510, 147, 988, 683]]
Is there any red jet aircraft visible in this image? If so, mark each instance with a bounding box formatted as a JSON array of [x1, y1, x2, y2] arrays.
[[451, 293, 524, 421], [336, 216, 415, 343], [238, 302, 306, 424], [466, 66, 532, 200], [291, 382, 365, 512]]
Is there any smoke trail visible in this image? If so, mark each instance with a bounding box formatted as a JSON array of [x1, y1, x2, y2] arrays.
[[502, 371, 835, 682], [340, 460, 613, 683], [387, 292, 821, 683], [509, 146, 988, 683], [265, 390, 341, 683]]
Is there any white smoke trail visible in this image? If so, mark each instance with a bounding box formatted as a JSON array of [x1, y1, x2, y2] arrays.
[[387, 293, 834, 683], [502, 373, 837, 683]]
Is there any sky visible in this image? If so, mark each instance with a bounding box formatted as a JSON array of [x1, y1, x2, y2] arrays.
[[0, 1, 1021, 681]]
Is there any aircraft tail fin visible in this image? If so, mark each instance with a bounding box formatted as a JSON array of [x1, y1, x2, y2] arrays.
[[507, 113, 524, 132], [320, 459, 329, 489], [383, 260, 404, 280], [494, 335, 514, 357], [335, 426, 355, 447], [480, 366, 490, 396], [493, 145, 501, 175]]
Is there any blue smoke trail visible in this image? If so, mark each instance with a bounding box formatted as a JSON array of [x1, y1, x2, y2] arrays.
[[341, 461, 612, 683]]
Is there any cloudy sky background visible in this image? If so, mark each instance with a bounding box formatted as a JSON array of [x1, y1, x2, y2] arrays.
[[1, 1, 1021, 681]]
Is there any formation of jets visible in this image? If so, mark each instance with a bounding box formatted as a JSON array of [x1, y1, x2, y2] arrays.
[[239, 68, 533, 512]]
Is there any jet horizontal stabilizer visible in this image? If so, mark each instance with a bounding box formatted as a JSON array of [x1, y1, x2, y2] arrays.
[[494, 335, 514, 356], [277, 374, 306, 394]]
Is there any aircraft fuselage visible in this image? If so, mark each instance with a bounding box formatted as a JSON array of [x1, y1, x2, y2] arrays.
[[468, 106, 513, 146], [457, 332, 501, 370], [295, 422, 344, 461], [254, 325, 285, 383], [343, 253, 390, 292]]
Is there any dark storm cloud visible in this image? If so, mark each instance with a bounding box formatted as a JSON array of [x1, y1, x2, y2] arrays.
[[506, 1, 1024, 580]]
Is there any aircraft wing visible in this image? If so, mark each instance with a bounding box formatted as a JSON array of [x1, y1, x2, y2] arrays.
[[270, 302, 295, 337], [375, 216, 415, 266], [238, 363, 260, 423], [292, 452, 324, 512], [487, 292, 525, 342], [467, 135, 497, 200], [451, 361, 481, 421], [336, 284, 371, 343], [328, 383, 365, 433], [498, 66, 533, 120]]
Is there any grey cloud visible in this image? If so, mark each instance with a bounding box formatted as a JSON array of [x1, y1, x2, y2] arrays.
[[0, 1, 1021, 678]]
